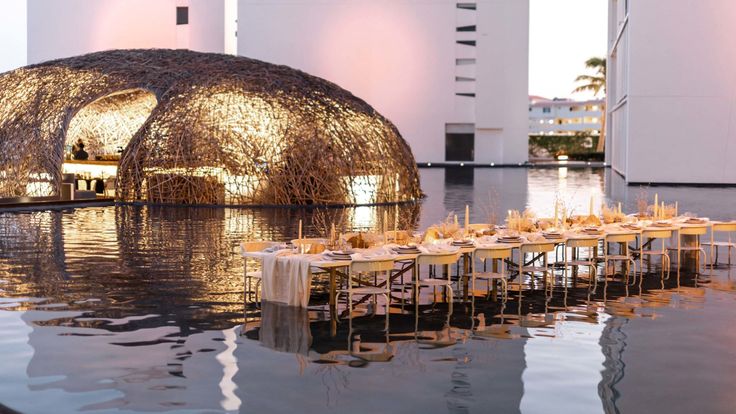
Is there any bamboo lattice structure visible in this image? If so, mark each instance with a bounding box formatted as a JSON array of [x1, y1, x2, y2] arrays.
[[0, 49, 423, 205]]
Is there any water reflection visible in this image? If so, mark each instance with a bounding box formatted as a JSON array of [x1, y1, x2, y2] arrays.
[[1, 168, 736, 413]]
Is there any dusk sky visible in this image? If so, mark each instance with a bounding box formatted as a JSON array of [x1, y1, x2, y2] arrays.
[[529, 0, 608, 100]]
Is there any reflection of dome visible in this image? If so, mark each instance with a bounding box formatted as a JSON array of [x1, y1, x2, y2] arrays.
[[0, 49, 422, 205]]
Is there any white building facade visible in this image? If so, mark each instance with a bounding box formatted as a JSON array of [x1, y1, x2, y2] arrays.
[[0, 0, 529, 165], [236, 0, 530, 165], [607, 0, 736, 184], [529, 96, 603, 136]]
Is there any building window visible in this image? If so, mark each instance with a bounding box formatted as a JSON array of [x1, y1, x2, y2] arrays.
[[176, 7, 189, 25], [446, 133, 475, 161], [457, 3, 477, 10], [455, 76, 475, 82], [455, 93, 475, 97], [457, 25, 476, 32], [457, 40, 476, 46], [455, 58, 476, 65], [542, 107, 551, 113]]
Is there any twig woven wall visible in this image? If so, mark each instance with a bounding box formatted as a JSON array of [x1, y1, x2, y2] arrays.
[[0, 49, 423, 205]]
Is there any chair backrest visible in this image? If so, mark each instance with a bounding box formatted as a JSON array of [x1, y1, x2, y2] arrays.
[[416, 251, 460, 266], [566, 237, 599, 249], [351, 258, 396, 273], [241, 241, 279, 253], [641, 229, 673, 239], [474, 247, 512, 261], [713, 222, 736, 232], [520, 242, 556, 255], [605, 232, 638, 243], [679, 225, 707, 236], [291, 238, 327, 254]]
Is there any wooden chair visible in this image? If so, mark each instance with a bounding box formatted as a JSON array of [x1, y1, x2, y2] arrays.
[[668, 225, 708, 272], [469, 246, 512, 300], [518, 242, 557, 292], [414, 251, 460, 311], [240, 241, 279, 306], [336, 257, 395, 326], [604, 232, 638, 278], [703, 221, 736, 266], [637, 228, 672, 281], [565, 236, 600, 284]]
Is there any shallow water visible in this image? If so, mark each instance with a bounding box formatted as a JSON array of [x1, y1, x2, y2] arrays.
[[1, 167, 735, 414]]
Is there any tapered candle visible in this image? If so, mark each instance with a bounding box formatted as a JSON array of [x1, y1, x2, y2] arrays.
[[394, 207, 398, 233], [298, 219, 302, 241], [454, 214, 458, 227], [654, 193, 658, 218], [383, 210, 388, 237], [507, 210, 512, 225], [675, 202, 678, 217], [464, 205, 470, 234], [618, 202, 622, 215], [589, 195, 594, 216]]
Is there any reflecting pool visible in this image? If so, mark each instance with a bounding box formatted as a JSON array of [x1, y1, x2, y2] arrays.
[[1, 167, 735, 413]]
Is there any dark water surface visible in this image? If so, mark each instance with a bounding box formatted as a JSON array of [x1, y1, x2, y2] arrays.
[[1, 168, 735, 413]]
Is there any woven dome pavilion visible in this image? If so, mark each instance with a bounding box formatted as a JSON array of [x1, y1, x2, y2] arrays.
[[0, 49, 422, 205]]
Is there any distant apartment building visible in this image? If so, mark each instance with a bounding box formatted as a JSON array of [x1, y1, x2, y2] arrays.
[[607, 0, 736, 184], [0, 0, 531, 166], [528, 96, 603, 136]]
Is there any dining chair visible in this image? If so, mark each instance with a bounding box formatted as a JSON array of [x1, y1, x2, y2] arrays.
[[414, 251, 461, 311], [637, 228, 672, 281], [518, 241, 557, 292], [469, 246, 512, 300], [565, 236, 600, 284], [603, 232, 638, 278], [384, 230, 410, 244], [336, 257, 395, 328], [667, 225, 708, 273], [240, 241, 279, 307], [703, 221, 736, 266]]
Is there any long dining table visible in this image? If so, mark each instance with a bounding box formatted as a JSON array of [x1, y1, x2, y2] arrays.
[[242, 217, 723, 309]]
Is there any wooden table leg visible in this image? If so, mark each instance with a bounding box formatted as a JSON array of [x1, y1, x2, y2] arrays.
[[329, 268, 337, 309]]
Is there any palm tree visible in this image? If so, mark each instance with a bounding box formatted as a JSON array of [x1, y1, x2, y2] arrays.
[[573, 57, 606, 152]]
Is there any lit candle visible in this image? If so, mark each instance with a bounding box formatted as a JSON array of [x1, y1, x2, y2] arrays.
[[675, 201, 678, 217], [298, 219, 302, 241], [654, 193, 658, 217], [618, 202, 622, 215], [454, 214, 458, 227], [464, 205, 470, 234], [507, 210, 512, 225]]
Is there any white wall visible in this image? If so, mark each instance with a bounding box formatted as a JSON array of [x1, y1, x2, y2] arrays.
[[237, 0, 529, 164], [608, 0, 736, 184], [0, 0, 27, 73], [26, 0, 226, 64]]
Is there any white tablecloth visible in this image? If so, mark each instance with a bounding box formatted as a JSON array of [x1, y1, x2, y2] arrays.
[[261, 251, 318, 307]]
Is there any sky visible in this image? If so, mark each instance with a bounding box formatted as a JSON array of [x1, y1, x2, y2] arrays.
[[529, 0, 608, 100]]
